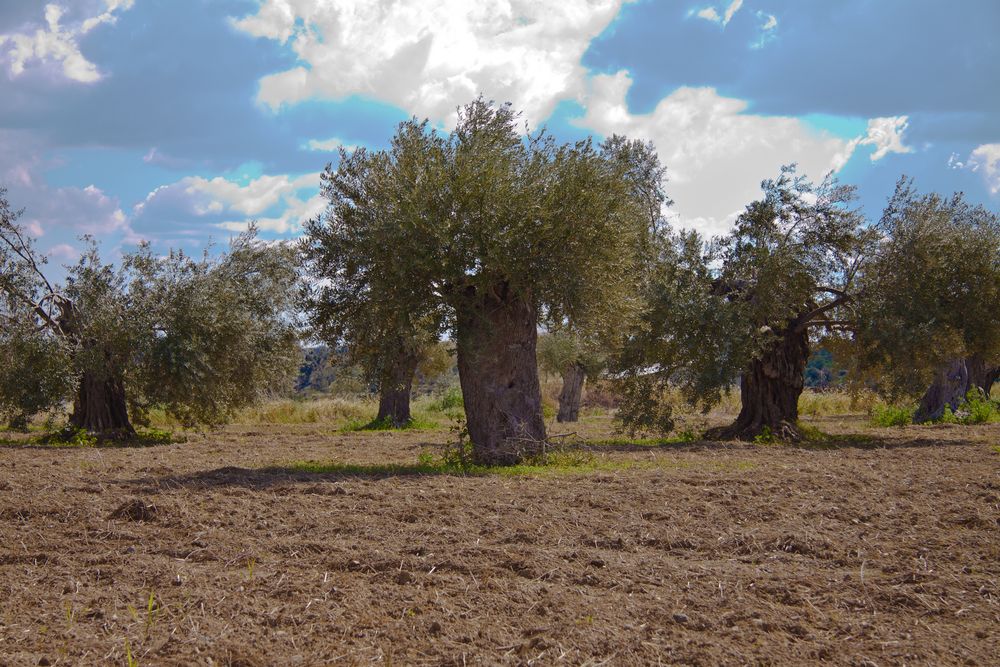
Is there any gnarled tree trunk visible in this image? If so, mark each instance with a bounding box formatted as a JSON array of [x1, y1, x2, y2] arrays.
[[983, 366, 1000, 397], [375, 347, 420, 427], [69, 370, 135, 438], [914, 356, 995, 423], [556, 362, 586, 423], [455, 285, 546, 465], [709, 326, 809, 440], [966, 355, 1000, 397]]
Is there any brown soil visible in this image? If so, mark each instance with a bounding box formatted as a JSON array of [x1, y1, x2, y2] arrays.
[[1, 416, 998, 666]]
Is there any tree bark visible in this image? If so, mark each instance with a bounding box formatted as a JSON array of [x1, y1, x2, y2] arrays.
[[375, 347, 419, 427], [983, 366, 1000, 397], [556, 363, 586, 423], [708, 326, 809, 440], [965, 355, 999, 397], [455, 285, 546, 465], [914, 356, 995, 423], [69, 370, 135, 438]]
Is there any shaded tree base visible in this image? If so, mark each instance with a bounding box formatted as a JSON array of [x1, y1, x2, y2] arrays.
[[69, 372, 136, 439], [704, 419, 802, 442]]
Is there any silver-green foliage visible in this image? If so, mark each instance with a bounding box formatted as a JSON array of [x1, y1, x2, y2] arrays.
[[304, 98, 667, 376], [614, 166, 869, 434], [1, 184, 299, 428], [853, 179, 1000, 399]]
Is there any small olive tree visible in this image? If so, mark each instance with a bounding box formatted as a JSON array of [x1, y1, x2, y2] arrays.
[[0, 187, 300, 436], [305, 99, 666, 463]]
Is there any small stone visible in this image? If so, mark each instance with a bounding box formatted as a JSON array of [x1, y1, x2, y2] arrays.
[[589, 558, 606, 568], [38, 658, 51, 666], [673, 613, 689, 624], [428, 621, 442, 635]]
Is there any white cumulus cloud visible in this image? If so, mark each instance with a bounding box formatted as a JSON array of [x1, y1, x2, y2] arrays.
[[967, 143, 1000, 195], [305, 137, 358, 152], [692, 0, 743, 27], [576, 71, 857, 237], [134, 172, 324, 236], [857, 116, 912, 161], [0, 1, 135, 83], [232, 0, 627, 127]]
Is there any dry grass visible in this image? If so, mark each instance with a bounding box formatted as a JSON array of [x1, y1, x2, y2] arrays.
[[1, 416, 997, 665]]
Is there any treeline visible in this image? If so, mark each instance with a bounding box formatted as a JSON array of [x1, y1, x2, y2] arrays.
[[2, 98, 998, 463]]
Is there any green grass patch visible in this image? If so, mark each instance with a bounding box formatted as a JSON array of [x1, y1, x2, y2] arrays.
[[17, 426, 181, 448], [285, 449, 754, 478]]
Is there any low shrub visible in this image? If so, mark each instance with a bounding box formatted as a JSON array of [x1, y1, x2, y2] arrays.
[[870, 404, 912, 427]]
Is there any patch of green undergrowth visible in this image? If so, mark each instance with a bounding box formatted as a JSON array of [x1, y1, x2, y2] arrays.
[[28, 426, 178, 448], [286, 442, 753, 477], [869, 403, 913, 427]]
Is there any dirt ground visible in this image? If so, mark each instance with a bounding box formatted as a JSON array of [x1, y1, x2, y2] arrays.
[[1, 414, 998, 666]]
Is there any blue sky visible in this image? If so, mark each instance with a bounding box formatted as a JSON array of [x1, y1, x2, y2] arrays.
[[1, 0, 997, 264]]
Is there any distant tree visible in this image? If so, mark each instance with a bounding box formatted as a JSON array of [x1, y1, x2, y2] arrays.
[[305, 99, 665, 463], [537, 330, 607, 423], [852, 180, 1000, 421], [302, 124, 448, 427], [0, 188, 300, 437], [617, 166, 869, 439]]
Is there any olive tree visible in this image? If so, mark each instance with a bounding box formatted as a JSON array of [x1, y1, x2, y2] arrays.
[[617, 166, 868, 440], [537, 330, 607, 423], [852, 180, 1000, 421], [0, 187, 300, 436], [305, 99, 665, 463], [302, 122, 449, 428]]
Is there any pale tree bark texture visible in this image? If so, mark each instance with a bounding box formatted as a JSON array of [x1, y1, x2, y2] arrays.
[[709, 325, 809, 441], [375, 347, 419, 427], [914, 356, 997, 423], [69, 369, 135, 437], [455, 285, 546, 465], [556, 363, 586, 423]]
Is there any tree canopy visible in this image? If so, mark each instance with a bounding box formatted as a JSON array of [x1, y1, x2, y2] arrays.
[[616, 165, 870, 438], [304, 99, 667, 462], [850, 179, 1000, 418], [0, 187, 300, 435]]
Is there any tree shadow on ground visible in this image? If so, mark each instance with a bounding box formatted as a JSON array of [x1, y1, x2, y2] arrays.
[[129, 463, 490, 492]]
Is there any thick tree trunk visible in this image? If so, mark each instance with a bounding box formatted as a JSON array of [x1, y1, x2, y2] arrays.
[[556, 363, 586, 423], [914, 356, 994, 423], [455, 287, 546, 465], [375, 348, 419, 427], [69, 370, 135, 438], [708, 326, 809, 441], [983, 366, 1000, 397], [965, 355, 999, 397]]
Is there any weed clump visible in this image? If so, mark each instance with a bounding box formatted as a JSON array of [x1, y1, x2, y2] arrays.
[[870, 404, 912, 427]]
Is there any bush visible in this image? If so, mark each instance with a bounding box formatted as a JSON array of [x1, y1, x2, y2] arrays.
[[870, 404, 912, 427], [431, 387, 464, 412], [950, 391, 999, 425]]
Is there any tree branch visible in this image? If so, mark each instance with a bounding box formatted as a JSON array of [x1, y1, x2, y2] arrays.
[[793, 294, 852, 333]]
